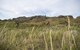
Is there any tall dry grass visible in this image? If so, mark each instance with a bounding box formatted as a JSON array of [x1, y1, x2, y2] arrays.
[[0, 18, 79, 50], [61, 16, 77, 50]]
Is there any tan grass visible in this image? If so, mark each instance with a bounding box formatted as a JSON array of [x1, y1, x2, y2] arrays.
[[49, 30, 54, 50], [43, 31, 48, 50], [29, 27, 35, 50], [61, 16, 77, 50]]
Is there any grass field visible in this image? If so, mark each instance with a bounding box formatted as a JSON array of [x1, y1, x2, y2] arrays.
[[0, 21, 80, 50]]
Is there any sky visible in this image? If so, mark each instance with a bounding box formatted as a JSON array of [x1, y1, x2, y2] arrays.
[[0, 0, 80, 19]]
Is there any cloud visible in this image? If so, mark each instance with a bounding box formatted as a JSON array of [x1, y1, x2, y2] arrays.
[[0, 0, 80, 19]]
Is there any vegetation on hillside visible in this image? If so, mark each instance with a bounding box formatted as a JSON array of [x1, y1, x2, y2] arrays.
[[0, 15, 80, 50]]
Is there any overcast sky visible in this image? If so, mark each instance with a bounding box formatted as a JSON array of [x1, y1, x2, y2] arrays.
[[0, 0, 80, 19]]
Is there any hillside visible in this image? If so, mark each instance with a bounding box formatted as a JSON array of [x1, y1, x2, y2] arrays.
[[0, 15, 80, 50], [0, 15, 80, 27]]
